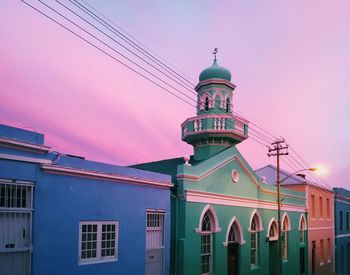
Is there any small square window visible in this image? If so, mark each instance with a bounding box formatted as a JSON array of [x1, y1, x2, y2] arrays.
[[79, 221, 118, 265]]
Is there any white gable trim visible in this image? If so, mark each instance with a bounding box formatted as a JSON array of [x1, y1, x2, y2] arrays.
[[177, 155, 305, 202]]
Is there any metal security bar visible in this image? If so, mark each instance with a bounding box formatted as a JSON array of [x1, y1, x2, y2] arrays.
[[146, 210, 165, 275], [0, 179, 34, 275]]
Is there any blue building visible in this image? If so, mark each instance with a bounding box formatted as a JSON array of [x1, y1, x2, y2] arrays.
[[334, 187, 350, 275], [0, 124, 172, 275]]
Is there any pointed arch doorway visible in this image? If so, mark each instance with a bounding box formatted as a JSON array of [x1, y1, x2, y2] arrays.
[[268, 218, 278, 275], [224, 217, 245, 275]]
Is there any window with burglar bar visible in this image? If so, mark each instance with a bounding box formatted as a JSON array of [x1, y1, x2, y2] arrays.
[[0, 179, 34, 275], [0, 181, 32, 209], [79, 221, 118, 264], [146, 211, 165, 275]]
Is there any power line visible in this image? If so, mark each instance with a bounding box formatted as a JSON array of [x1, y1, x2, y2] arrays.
[[59, 0, 197, 94], [21, 0, 196, 107], [24, 0, 272, 149], [71, 0, 280, 143], [62, 0, 275, 147], [37, 0, 197, 104], [79, 0, 197, 85], [22, 0, 324, 183]]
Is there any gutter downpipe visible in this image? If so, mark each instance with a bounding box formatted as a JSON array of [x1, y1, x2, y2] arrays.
[[170, 193, 178, 275]]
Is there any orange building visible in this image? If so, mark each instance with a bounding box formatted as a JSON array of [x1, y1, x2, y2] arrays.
[[256, 165, 334, 275]]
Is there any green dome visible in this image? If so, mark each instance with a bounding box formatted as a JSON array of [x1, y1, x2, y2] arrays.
[[199, 58, 231, 82]]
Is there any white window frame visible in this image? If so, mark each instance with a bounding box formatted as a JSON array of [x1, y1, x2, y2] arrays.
[[281, 213, 290, 260], [78, 221, 119, 265], [248, 210, 263, 267], [146, 209, 166, 275], [299, 215, 307, 244], [201, 232, 212, 275], [251, 230, 258, 266]]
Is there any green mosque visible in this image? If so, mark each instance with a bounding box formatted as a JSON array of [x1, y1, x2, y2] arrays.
[[133, 56, 309, 275]]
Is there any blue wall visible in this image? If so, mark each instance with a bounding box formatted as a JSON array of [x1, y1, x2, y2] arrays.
[[33, 171, 171, 275], [334, 187, 350, 275], [0, 124, 172, 275]]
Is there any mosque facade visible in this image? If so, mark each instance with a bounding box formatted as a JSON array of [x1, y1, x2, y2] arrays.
[[133, 57, 309, 275]]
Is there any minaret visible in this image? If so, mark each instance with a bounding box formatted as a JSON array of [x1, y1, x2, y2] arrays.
[[181, 51, 249, 160]]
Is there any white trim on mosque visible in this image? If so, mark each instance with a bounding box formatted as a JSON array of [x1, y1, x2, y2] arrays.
[[282, 213, 291, 231], [267, 218, 278, 241], [223, 217, 246, 246], [177, 155, 306, 202], [247, 209, 264, 232], [185, 190, 306, 213], [195, 204, 221, 233], [299, 214, 307, 231]]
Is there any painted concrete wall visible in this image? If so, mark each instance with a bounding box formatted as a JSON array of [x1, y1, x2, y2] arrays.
[[256, 165, 335, 275], [174, 201, 307, 275], [334, 188, 350, 275], [33, 170, 171, 275], [175, 147, 307, 275], [0, 124, 172, 275], [307, 185, 334, 275]]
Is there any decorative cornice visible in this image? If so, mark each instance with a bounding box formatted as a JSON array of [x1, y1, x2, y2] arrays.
[[181, 113, 249, 127], [308, 226, 334, 231], [183, 130, 247, 144], [198, 87, 233, 96], [177, 155, 236, 182], [0, 136, 50, 153], [185, 190, 306, 212], [195, 79, 236, 91], [335, 233, 350, 238], [335, 193, 350, 203], [0, 153, 52, 164], [41, 164, 173, 189], [177, 155, 306, 202], [335, 198, 350, 205]]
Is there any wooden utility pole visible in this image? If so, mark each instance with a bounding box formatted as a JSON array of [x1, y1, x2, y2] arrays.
[[268, 139, 288, 275]]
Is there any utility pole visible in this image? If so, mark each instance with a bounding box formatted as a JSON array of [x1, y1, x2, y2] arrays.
[[268, 138, 288, 275]]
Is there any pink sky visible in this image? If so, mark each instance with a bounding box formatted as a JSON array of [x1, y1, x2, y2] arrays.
[[1, 0, 349, 189]]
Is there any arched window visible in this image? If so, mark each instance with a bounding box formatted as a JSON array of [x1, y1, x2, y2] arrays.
[[282, 214, 290, 260], [215, 95, 221, 109], [225, 98, 230, 112], [268, 218, 278, 241], [205, 97, 209, 111], [228, 226, 236, 243], [223, 217, 245, 247], [250, 214, 259, 266], [299, 215, 307, 244], [201, 211, 212, 274]]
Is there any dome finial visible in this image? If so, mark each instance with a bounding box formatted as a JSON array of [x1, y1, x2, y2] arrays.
[[212, 47, 218, 61]]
